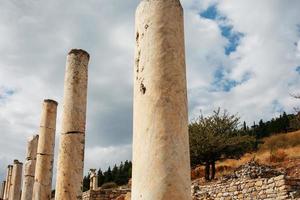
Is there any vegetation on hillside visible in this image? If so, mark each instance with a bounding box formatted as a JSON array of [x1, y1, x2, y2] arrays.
[[189, 108, 300, 181], [83, 160, 132, 192], [194, 131, 300, 180], [244, 112, 299, 140], [189, 108, 255, 180]]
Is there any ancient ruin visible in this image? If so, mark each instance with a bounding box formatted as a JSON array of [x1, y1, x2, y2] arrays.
[[1, 1, 299, 200], [8, 160, 23, 200], [33, 99, 57, 200], [82, 188, 130, 200], [3, 165, 13, 200], [132, 0, 191, 199], [55, 49, 90, 200], [89, 169, 98, 191], [21, 135, 39, 200]]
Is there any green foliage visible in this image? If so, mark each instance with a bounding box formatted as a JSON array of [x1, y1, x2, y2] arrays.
[[189, 108, 255, 180], [101, 161, 132, 186], [82, 174, 90, 192], [97, 169, 105, 186], [251, 112, 296, 139], [189, 108, 255, 165], [104, 167, 113, 183], [114, 160, 132, 185]]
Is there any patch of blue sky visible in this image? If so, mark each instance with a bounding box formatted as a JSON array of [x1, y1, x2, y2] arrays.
[[220, 25, 244, 55], [297, 24, 300, 33], [0, 87, 15, 100], [211, 67, 251, 92], [272, 100, 284, 113], [200, 5, 244, 55], [200, 4, 218, 20], [295, 66, 300, 74]]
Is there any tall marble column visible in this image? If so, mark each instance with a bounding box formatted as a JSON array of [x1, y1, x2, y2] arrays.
[[8, 160, 23, 200], [33, 99, 57, 200], [0, 181, 6, 199], [21, 135, 39, 200], [55, 49, 89, 200], [3, 165, 13, 200], [132, 0, 191, 199]]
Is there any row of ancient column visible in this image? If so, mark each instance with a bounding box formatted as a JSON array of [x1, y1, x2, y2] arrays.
[[0, 49, 90, 200], [1, 0, 191, 199], [0, 160, 23, 200]]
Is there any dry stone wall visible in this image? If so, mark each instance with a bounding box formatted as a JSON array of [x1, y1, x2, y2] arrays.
[[192, 175, 300, 200], [192, 161, 300, 200], [287, 178, 300, 199]]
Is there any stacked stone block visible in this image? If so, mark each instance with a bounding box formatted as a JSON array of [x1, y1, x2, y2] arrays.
[[192, 175, 300, 200]]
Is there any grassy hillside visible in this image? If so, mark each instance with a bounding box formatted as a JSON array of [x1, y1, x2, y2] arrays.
[[192, 130, 300, 180]]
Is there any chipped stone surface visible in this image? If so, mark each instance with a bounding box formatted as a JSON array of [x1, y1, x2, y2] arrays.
[[21, 135, 39, 200], [8, 160, 23, 200], [132, 0, 191, 199], [55, 49, 89, 200], [33, 100, 57, 200]]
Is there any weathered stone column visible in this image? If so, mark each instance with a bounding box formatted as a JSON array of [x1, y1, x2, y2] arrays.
[[21, 135, 39, 200], [0, 181, 6, 199], [33, 99, 57, 200], [55, 49, 89, 200], [3, 165, 13, 200], [8, 160, 23, 200], [132, 0, 191, 199], [89, 169, 98, 191]]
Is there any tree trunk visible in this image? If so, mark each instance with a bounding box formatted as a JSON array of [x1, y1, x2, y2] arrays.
[[211, 160, 216, 180], [205, 162, 210, 181]]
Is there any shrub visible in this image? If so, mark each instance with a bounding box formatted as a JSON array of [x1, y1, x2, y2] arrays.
[[101, 182, 118, 189]]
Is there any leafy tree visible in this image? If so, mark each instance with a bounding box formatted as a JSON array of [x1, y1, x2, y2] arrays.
[[189, 108, 255, 180]]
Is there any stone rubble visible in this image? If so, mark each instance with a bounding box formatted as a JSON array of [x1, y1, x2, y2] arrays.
[[223, 160, 285, 180]]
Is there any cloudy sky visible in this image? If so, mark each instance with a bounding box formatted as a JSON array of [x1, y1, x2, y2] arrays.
[[0, 0, 300, 184]]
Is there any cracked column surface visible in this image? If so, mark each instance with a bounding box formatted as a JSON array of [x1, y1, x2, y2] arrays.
[[8, 160, 23, 200], [3, 165, 13, 200], [33, 99, 57, 200], [0, 181, 6, 199], [21, 135, 39, 200], [55, 49, 89, 200], [132, 0, 191, 199]]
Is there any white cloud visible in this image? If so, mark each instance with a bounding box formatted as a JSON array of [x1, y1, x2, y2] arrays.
[[85, 145, 132, 172]]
